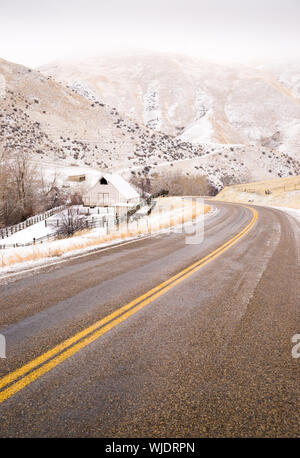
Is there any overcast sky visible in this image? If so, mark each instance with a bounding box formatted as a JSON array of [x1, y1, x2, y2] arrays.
[[1, 0, 299, 67]]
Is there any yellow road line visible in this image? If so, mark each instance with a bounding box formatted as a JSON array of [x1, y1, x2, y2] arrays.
[[0, 206, 258, 403]]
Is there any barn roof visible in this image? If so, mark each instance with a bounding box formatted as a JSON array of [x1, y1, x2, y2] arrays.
[[87, 173, 140, 200], [104, 173, 140, 199]]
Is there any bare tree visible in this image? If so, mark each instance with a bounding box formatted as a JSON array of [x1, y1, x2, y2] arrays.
[[52, 208, 86, 236], [69, 191, 83, 206], [129, 175, 151, 197], [136, 171, 211, 197], [2, 153, 41, 225], [0, 152, 70, 227]]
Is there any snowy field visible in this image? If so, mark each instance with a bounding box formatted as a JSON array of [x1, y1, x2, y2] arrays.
[[1, 206, 114, 246]]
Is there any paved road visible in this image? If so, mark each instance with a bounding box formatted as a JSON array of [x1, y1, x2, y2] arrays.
[[0, 201, 299, 437]]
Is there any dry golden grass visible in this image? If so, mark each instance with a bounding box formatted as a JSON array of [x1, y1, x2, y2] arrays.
[[215, 175, 300, 209], [72, 228, 91, 237], [216, 175, 300, 198], [1, 201, 210, 268]]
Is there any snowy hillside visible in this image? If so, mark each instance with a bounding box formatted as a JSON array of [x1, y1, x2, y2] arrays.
[[0, 55, 299, 193], [0, 57, 206, 171], [39, 53, 300, 161]]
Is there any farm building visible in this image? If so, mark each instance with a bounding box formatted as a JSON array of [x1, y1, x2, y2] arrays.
[[82, 173, 140, 207], [68, 174, 86, 183]]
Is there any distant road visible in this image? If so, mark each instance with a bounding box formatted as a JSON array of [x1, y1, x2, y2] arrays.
[[0, 201, 299, 437]]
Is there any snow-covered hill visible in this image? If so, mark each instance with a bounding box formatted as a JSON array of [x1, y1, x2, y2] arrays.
[[1, 56, 300, 192], [39, 53, 300, 160], [0, 57, 205, 171]]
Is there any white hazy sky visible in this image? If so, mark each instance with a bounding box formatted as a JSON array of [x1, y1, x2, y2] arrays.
[[0, 0, 300, 67]]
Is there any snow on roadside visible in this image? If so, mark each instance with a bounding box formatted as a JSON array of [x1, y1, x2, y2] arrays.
[[0, 231, 127, 277], [0, 200, 213, 275], [271, 206, 300, 221], [272, 206, 300, 263]]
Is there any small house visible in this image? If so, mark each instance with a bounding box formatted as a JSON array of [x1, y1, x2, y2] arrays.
[[82, 173, 140, 208]]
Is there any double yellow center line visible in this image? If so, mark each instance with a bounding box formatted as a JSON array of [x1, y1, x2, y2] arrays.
[[0, 205, 258, 404]]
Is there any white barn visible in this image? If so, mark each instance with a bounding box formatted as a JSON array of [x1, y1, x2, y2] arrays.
[[83, 173, 140, 207]]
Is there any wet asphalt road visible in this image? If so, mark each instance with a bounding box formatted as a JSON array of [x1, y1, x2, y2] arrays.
[[0, 201, 299, 437]]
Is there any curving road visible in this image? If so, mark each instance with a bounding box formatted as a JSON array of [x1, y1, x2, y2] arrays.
[[0, 201, 299, 437]]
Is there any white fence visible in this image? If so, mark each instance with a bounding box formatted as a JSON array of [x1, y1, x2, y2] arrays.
[[0, 205, 67, 239]]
